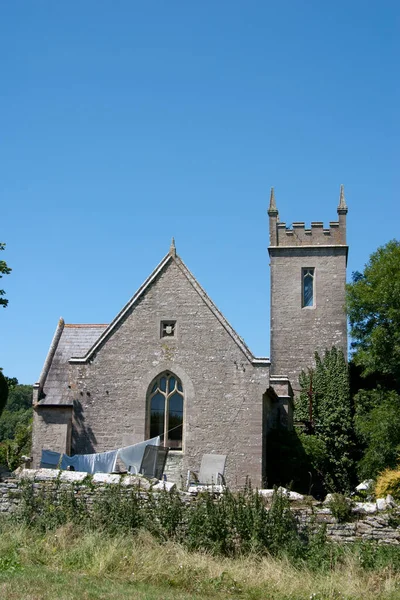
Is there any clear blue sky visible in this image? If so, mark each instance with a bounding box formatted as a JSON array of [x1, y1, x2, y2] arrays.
[[1, 1, 399, 384]]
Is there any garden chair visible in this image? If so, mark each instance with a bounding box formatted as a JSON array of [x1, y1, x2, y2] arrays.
[[130, 445, 169, 480], [186, 454, 226, 491]]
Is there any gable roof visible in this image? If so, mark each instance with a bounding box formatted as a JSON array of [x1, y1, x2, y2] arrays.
[[68, 249, 270, 366], [35, 247, 270, 405], [35, 322, 108, 405]]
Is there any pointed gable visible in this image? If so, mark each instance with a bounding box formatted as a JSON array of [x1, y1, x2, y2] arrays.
[[68, 251, 269, 366]]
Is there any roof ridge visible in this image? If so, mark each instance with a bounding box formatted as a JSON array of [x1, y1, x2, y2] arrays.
[[69, 253, 172, 361], [64, 323, 108, 328], [173, 256, 257, 363], [36, 318, 65, 392]]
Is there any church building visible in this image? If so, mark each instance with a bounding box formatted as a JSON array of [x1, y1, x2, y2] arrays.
[[31, 188, 348, 488]]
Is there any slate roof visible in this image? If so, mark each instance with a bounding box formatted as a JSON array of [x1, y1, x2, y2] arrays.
[[37, 324, 107, 406]]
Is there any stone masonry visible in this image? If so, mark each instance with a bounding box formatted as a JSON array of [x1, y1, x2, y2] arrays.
[[31, 246, 281, 489], [1, 471, 400, 545], [268, 187, 348, 394]]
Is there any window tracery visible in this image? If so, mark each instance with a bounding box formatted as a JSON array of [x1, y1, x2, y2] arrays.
[[148, 372, 183, 449]]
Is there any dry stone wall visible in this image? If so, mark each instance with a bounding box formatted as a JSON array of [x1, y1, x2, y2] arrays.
[[1, 471, 400, 545]]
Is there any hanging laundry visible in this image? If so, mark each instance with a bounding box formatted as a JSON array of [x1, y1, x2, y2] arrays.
[[40, 449, 62, 468], [60, 449, 118, 474], [117, 436, 160, 474], [40, 448, 118, 474], [40, 438, 161, 475]]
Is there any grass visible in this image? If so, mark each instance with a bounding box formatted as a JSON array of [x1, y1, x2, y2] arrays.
[[1, 522, 400, 600]]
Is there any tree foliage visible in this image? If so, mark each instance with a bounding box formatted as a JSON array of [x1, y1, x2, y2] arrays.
[[347, 240, 400, 480], [0, 371, 9, 418], [0, 242, 11, 308], [347, 239, 400, 386], [0, 380, 33, 471], [354, 388, 400, 479], [296, 347, 354, 494]]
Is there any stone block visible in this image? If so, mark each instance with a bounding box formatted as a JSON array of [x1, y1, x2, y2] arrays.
[[92, 473, 121, 485], [59, 471, 88, 483], [187, 484, 224, 494], [353, 502, 377, 514], [20, 468, 60, 481], [376, 498, 388, 511], [356, 479, 374, 492], [152, 480, 176, 492]]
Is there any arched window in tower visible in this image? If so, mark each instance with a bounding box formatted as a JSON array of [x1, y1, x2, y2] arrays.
[[148, 372, 183, 450], [302, 268, 315, 307]]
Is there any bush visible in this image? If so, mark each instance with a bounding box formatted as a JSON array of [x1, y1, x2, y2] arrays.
[[375, 467, 400, 500], [14, 480, 325, 560], [327, 493, 353, 523]]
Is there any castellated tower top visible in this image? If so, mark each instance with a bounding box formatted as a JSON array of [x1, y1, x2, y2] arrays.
[[268, 186, 348, 248]]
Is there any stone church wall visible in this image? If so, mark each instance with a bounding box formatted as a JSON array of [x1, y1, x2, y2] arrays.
[[39, 260, 270, 488], [269, 246, 347, 394]]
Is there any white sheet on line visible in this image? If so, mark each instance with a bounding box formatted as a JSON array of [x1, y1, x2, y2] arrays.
[[117, 436, 161, 474], [41, 437, 160, 475]]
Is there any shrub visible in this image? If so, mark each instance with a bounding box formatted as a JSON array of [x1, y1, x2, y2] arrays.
[[328, 493, 353, 523], [375, 467, 400, 500], [14, 480, 327, 560]]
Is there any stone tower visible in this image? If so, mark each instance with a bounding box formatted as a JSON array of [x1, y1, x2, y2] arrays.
[[268, 186, 348, 394]]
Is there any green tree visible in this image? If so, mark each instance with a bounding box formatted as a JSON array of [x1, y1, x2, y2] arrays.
[[0, 383, 33, 441], [347, 240, 400, 480], [296, 347, 354, 494], [355, 388, 400, 479], [347, 239, 400, 386], [0, 242, 12, 308], [0, 371, 9, 418], [0, 379, 33, 471]]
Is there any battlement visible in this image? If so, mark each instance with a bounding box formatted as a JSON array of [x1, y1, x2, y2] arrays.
[[275, 220, 344, 246], [268, 186, 348, 248]]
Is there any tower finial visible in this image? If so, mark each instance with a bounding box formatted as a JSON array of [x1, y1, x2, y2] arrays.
[[268, 187, 278, 216], [337, 184, 348, 214], [169, 237, 176, 257]]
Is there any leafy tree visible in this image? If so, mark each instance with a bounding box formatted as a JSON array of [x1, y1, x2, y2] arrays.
[[347, 240, 400, 480], [0, 242, 11, 308], [0, 419, 32, 471], [296, 347, 354, 494], [347, 239, 400, 386], [5, 376, 18, 390], [0, 383, 33, 441], [0, 380, 33, 471], [355, 388, 400, 479], [0, 371, 9, 418], [3, 382, 32, 413]]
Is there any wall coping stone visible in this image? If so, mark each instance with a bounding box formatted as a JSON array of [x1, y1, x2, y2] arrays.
[[92, 473, 121, 485]]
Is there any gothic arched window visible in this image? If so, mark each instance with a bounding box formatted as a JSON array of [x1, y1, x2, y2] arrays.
[[302, 268, 315, 308], [148, 372, 183, 450]]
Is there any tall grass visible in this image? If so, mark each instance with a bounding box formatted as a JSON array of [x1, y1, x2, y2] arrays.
[[1, 521, 400, 599], [15, 479, 333, 564], [5, 480, 400, 598]]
